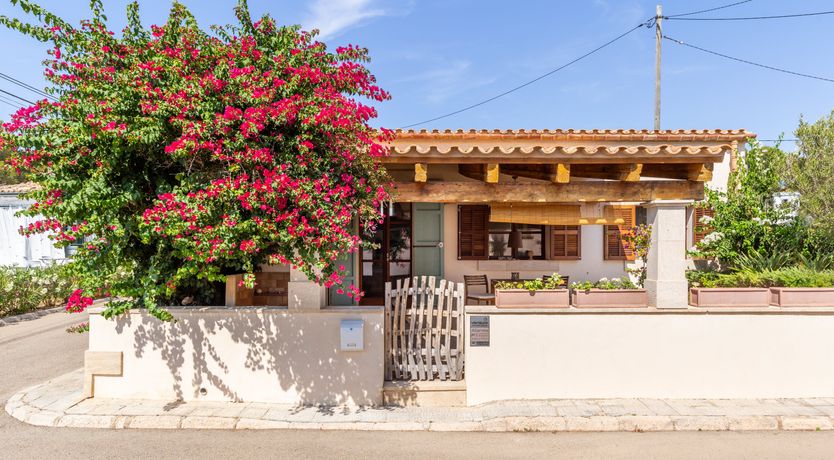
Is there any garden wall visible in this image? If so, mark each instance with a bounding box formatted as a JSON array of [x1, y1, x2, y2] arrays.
[[464, 306, 834, 405], [88, 306, 384, 406]]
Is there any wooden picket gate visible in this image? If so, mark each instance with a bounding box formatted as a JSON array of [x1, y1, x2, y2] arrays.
[[384, 276, 465, 381]]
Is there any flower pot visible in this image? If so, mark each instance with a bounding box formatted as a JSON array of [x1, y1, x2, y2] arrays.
[[571, 289, 648, 308], [770, 287, 834, 307], [689, 287, 770, 308], [494, 289, 570, 308]]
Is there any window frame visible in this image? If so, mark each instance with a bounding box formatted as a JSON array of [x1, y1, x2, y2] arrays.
[[487, 222, 546, 260], [550, 225, 582, 260]]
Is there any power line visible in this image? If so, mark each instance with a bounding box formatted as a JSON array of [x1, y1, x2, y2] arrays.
[[399, 21, 651, 129], [0, 95, 24, 110], [667, 10, 834, 21], [666, 0, 753, 18], [663, 35, 834, 84], [0, 88, 34, 105], [0, 73, 55, 101]]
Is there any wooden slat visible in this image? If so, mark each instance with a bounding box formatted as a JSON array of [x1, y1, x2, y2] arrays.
[[384, 282, 392, 380], [394, 181, 705, 203], [434, 279, 447, 379]]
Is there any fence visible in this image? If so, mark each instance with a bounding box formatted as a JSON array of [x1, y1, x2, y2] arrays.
[[384, 276, 465, 381]]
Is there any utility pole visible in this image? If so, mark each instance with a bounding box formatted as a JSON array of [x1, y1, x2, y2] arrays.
[[654, 4, 663, 130]]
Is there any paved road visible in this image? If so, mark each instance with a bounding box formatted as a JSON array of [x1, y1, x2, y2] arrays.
[[3, 313, 834, 459]]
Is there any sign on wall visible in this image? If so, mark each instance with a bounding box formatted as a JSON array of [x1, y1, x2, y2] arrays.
[[470, 315, 490, 347]]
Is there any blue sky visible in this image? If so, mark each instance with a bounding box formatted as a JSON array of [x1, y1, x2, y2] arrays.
[[1, 0, 833, 146]]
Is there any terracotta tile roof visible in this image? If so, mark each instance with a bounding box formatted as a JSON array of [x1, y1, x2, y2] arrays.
[[386, 129, 754, 160], [0, 181, 40, 194]]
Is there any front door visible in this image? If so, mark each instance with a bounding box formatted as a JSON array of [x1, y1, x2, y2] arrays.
[[360, 203, 412, 305], [412, 203, 444, 278]]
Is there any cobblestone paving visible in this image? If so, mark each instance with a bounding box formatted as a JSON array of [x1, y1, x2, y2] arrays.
[[8, 369, 834, 432]]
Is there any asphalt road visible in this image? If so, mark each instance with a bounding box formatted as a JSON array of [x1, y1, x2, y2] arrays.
[[2, 312, 834, 460]]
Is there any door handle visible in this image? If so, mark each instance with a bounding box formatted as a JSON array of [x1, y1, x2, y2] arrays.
[[437, 242, 444, 248]]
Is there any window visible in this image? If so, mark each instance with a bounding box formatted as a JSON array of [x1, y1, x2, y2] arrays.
[[604, 206, 636, 261], [458, 205, 490, 260], [692, 206, 715, 246], [488, 222, 545, 260], [551, 225, 581, 259]]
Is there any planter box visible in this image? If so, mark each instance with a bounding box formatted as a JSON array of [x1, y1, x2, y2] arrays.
[[689, 287, 770, 308], [770, 287, 834, 307], [571, 289, 648, 308], [495, 289, 570, 308]]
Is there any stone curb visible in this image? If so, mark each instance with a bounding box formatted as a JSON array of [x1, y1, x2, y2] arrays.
[[0, 306, 64, 327], [8, 372, 834, 432], [7, 396, 834, 432]]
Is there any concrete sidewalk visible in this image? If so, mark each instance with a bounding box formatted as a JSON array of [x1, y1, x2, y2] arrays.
[[7, 369, 834, 432]]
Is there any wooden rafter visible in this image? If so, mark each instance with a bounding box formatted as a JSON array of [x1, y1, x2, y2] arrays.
[[415, 163, 428, 182], [641, 163, 713, 181], [393, 181, 704, 203]]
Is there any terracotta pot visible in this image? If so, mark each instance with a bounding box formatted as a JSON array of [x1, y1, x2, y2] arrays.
[[494, 289, 570, 308], [571, 289, 648, 308], [689, 287, 770, 308], [770, 287, 834, 307]]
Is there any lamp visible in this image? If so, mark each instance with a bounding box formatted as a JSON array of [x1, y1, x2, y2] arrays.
[[508, 224, 523, 250]]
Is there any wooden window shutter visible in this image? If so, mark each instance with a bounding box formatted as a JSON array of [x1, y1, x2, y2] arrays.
[[551, 225, 581, 259], [693, 206, 715, 245], [458, 205, 490, 260], [604, 206, 636, 261]]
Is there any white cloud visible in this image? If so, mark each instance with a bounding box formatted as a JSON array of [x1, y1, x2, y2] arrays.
[[396, 60, 496, 105], [302, 0, 399, 40]]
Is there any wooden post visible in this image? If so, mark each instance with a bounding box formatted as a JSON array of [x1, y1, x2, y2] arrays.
[[654, 4, 663, 130]]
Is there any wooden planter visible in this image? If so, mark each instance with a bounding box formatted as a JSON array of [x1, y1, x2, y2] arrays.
[[494, 289, 570, 308], [770, 288, 834, 307], [571, 289, 648, 308], [689, 287, 770, 308]]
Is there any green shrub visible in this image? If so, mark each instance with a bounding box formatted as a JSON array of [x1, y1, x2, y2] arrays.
[[0, 264, 77, 317], [570, 277, 639, 291], [495, 273, 565, 291], [732, 249, 793, 272], [797, 253, 834, 271], [687, 267, 834, 288]]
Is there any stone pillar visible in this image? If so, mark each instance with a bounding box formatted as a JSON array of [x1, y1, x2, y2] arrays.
[[287, 266, 326, 311], [644, 200, 691, 308]]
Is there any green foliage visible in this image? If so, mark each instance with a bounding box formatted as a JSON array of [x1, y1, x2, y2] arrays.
[[570, 277, 639, 291], [494, 273, 565, 292], [731, 248, 793, 272], [621, 224, 651, 287], [797, 253, 834, 271], [692, 140, 815, 267], [687, 267, 834, 288], [789, 111, 834, 235], [0, 264, 77, 317]]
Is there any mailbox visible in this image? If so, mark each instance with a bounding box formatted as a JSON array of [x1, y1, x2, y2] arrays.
[[340, 319, 364, 351]]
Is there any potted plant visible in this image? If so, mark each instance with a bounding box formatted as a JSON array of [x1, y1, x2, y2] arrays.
[[766, 267, 834, 307], [494, 273, 569, 308], [570, 277, 648, 308], [687, 270, 771, 307]]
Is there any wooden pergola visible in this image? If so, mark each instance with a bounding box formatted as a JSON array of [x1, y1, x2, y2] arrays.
[[382, 129, 754, 203]]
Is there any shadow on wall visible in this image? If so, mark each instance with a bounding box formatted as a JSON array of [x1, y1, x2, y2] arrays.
[[109, 308, 382, 406]]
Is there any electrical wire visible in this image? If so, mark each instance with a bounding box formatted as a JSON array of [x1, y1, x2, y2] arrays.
[[666, 10, 834, 21], [0, 88, 34, 105], [0, 73, 55, 101], [399, 21, 651, 129], [0, 95, 24, 110], [666, 0, 753, 18], [663, 35, 834, 84]]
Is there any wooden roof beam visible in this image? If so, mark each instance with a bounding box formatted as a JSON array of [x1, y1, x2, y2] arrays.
[[458, 164, 500, 183], [393, 181, 704, 203], [415, 163, 428, 182]]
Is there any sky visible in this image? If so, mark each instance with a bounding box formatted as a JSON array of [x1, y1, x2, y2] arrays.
[[1, 0, 833, 148]]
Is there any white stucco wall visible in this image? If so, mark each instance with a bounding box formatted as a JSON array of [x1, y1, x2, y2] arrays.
[[441, 204, 630, 284], [89, 307, 384, 406], [465, 308, 834, 405]]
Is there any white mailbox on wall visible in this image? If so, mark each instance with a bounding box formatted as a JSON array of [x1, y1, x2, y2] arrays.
[[340, 319, 364, 351]]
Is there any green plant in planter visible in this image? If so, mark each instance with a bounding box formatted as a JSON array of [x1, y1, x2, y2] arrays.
[[494, 273, 565, 292], [570, 277, 638, 292]]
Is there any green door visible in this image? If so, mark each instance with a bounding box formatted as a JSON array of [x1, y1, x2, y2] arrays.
[[412, 203, 444, 278], [329, 249, 357, 306]]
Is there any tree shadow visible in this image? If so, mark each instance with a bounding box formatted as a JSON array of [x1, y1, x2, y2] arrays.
[[114, 306, 382, 407]]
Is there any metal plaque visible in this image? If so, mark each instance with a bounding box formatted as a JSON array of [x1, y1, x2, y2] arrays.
[[470, 315, 490, 347]]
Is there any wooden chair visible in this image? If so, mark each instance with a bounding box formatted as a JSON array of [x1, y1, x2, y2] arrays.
[[464, 275, 495, 305]]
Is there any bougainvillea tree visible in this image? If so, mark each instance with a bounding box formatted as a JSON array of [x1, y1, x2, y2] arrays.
[[0, 0, 392, 320]]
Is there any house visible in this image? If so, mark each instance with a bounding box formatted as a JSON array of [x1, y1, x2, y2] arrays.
[[0, 182, 66, 267]]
